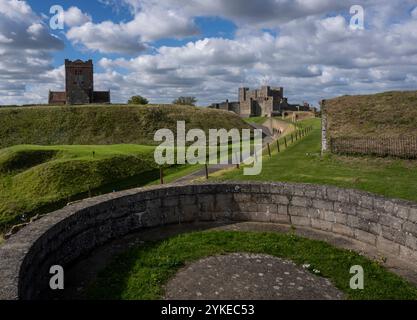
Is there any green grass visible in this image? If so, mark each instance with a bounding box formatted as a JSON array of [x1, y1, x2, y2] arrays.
[[0, 104, 250, 148], [215, 118, 417, 202], [326, 91, 417, 138], [243, 117, 269, 125], [87, 230, 417, 300], [0, 144, 202, 233]]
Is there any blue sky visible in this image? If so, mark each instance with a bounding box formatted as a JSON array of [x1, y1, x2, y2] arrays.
[[1, 0, 417, 106]]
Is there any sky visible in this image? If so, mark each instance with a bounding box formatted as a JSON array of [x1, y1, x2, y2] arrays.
[[0, 0, 417, 106]]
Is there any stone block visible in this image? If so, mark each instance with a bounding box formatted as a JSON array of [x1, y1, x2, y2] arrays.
[[405, 234, 417, 251], [277, 205, 288, 215], [357, 208, 378, 223], [334, 201, 356, 215], [271, 194, 290, 205], [376, 236, 400, 256], [399, 246, 417, 264], [359, 195, 374, 210], [251, 193, 272, 204], [163, 197, 179, 207], [379, 214, 404, 229], [258, 204, 278, 214], [332, 223, 354, 237], [312, 199, 334, 211], [354, 229, 377, 245], [233, 193, 252, 203], [403, 221, 417, 237], [270, 214, 290, 224], [291, 196, 311, 207], [291, 216, 311, 227], [311, 219, 333, 232], [409, 207, 417, 224]]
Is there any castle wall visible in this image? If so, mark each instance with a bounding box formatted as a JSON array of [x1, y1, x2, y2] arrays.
[[48, 92, 66, 105], [93, 91, 111, 104]]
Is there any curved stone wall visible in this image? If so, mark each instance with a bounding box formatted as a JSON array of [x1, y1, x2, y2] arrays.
[[1, 182, 417, 300]]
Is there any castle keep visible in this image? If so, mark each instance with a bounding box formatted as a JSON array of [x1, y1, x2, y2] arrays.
[[49, 59, 110, 105], [212, 86, 310, 117], [239, 86, 284, 117]]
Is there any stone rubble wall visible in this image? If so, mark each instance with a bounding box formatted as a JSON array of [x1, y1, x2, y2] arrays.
[[1, 182, 416, 300]]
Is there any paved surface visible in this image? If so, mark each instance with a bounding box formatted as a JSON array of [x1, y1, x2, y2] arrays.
[[164, 253, 344, 300]]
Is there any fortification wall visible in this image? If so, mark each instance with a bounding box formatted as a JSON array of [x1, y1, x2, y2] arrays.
[[1, 182, 416, 300]]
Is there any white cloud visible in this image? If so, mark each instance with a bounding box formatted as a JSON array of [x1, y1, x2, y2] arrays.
[[93, 3, 417, 106], [64, 6, 92, 27], [67, 21, 147, 54], [0, 0, 64, 105]]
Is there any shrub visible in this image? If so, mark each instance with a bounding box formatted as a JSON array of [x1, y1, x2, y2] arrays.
[[172, 96, 197, 106], [128, 96, 149, 105]]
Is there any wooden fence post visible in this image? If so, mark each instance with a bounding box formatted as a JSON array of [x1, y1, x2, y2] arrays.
[[160, 167, 164, 185], [205, 164, 209, 180], [235, 152, 240, 169]]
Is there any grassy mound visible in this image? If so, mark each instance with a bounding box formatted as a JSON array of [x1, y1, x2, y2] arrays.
[[0, 145, 166, 232], [87, 231, 417, 300], [0, 149, 58, 173], [0, 104, 251, 148], [325, 91, 417, 138]]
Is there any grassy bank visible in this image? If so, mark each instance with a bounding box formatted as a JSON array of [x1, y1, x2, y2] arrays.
[[0, 144, 201, 234], [0, 104, 251, 148], [87, 231, 417, 300], [325, 91, 417, 138], [215, 118, 417, 203]]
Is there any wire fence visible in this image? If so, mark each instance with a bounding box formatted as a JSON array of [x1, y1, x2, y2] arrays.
[[330, 136, 417, 159]]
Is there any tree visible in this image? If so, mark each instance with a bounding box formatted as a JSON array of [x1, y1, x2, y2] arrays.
[[128, 95, 149, 105], [172, 96, 197, 106]]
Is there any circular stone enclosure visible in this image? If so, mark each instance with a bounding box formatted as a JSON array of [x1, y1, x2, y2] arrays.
[[1, 182, 417, 300]]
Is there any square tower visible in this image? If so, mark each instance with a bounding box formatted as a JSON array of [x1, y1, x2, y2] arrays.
[[65, 59, 94, 105]]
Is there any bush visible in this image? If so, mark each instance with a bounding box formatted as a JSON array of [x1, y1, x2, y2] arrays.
[[172, 96, 197, 106], [128, 96, 149, 105]]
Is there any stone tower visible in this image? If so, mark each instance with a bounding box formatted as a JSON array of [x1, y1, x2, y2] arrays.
[[65, 59, 94, 105], [48, 59, 110, 105]]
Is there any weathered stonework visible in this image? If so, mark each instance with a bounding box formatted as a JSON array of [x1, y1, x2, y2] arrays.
[[48, 59, 110, 105], [1, 182, 417, 300], [211, 86, 312, 118]]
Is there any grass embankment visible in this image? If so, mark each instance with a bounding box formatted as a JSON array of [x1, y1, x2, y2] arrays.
[[215, 118, 417, 202], [326, 91, 417, 138], [243, 117, 269, 125], [87, 231, 417, 300], [0, 104, 251, 148], [0, 144, 200, 234]]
